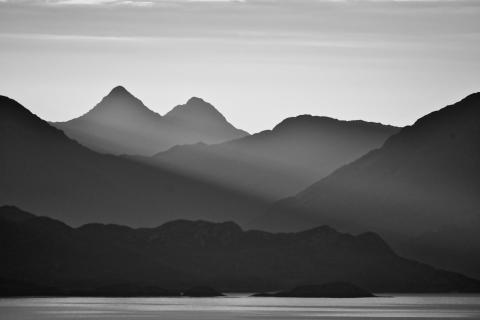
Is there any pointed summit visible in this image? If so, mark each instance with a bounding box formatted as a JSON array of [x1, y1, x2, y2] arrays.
[[186, 96, 208, 105], [100, 85, 145, 107], [80, 86, 157, 118], [108, 85, 131, 97], [52, 86, 163, 155], [165, 97, 226, 122], [164, 97, 249, 141]]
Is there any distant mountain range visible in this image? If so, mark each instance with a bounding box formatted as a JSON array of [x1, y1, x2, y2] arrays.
[[253, 93, 480, 278], [0, 94, 265, 226], [0, 90, 397, 226], [52, 86, 248, 155], [2, 206, 479, 294], [150, 116, 398, 200], [53, 86, 398, 200], [2, 87, 480, 281]]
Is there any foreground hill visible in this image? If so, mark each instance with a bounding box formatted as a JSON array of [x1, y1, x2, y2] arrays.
[[52, 86, 248, 155], [255, 93, 480, 277], [0, 95, 265, 226], [151, 116, 398, 200], [1, 206, 479, 294]]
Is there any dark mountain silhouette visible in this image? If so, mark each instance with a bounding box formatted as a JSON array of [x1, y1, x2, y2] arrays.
[[52, 87, 248, 155], [1, 206, 479, 295], [252, 282, 375, 298], [254, 92, 480, 277], [151, 116, 399, 200], [0, 95, 266, 227]]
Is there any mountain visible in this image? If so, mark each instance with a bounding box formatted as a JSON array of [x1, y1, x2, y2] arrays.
[[150, 116, 399, 200], [0, 95, 266, 227], [254, 92, 480, 277], [52, 87, 248, 155], [164, 96, 248, 143], [1, 206, 479, 295]]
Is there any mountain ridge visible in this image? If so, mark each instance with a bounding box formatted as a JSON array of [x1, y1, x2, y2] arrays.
[[52, 86, 248, 155], [0, 94, 267, 227], [272, 114, 398, 132], [1, 205, 479, 294], [253, 92, 480, 277], [150, 114, 399, 200]]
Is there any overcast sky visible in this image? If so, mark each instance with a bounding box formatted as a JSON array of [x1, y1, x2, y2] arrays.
[[1, 0, 479, 132]]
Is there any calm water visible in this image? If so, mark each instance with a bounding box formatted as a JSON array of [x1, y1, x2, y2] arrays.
[[1, 294, 480, 319]]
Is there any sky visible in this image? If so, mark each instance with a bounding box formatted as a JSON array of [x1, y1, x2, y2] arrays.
[[1, 0, 479, 133]]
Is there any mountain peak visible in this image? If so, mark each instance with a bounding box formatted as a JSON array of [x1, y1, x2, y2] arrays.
[[111, 85, 127, 92], [163, 97, 249, 139], [75, 86, 157, 120], [171, 97, 222, 115], [106, 85, 136, 99], [165, 97, 228, 123], [186, 96, 208, 105]]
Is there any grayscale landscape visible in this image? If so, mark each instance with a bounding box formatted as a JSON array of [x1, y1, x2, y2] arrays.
[[1, 0, 479, 319]]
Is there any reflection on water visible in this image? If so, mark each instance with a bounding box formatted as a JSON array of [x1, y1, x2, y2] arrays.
[[1, 294, 480, 319]]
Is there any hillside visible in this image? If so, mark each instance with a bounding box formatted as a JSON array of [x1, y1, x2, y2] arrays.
[[255, 93, 480, 277], [0, 95, 265, 227], [152, 115, 399, 200], [1, 206, 479, 294]]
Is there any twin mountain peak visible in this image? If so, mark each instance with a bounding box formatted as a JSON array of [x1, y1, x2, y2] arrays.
[[53, 86, 249, 155], [82, 85, 231, 124]]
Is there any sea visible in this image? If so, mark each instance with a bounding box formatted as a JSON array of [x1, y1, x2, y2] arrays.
[[1, 294, 480, 319]]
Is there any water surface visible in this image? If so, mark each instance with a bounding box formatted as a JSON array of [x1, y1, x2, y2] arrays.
[[1, 294, 479, 319]]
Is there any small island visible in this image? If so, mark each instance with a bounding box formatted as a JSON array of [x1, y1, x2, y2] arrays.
[[252, 282, 375, 298], [182, 286, 224, 297]]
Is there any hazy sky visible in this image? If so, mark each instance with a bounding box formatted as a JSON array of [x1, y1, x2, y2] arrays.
[[1, 0, 479, 132]]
